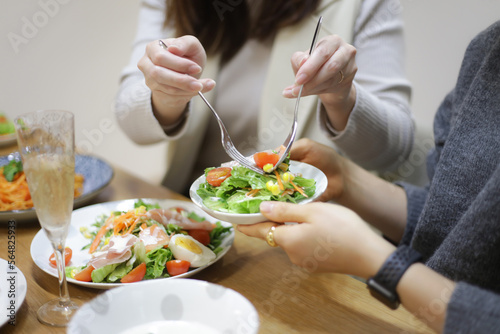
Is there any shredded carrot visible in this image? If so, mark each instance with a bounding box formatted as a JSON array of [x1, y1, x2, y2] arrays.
[[246, 188, 260, 197], [125, 217, 144, 235], [290, 180, 308, 198], [89, 214, 115, 253], [112, 211, 140, 235], [274, 170, 285, 191]]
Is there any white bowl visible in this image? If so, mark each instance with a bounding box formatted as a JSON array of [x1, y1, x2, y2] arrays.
[[190, 161, 327, 225], [67, 278, 259, 334]]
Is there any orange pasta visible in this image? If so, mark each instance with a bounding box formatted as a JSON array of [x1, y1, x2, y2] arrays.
[[0, 167, 84, 211]]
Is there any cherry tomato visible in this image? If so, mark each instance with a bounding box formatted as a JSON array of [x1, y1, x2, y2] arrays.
[[49, 247, 72, 267], [173, 207, 186, 214], [166, 260, 191, 276], [121, 262, 147, 283], [74, 265, 95, 282], [188, 229, 211, 246], [206, 167, 232, 187], [253, 152, 280, 169]]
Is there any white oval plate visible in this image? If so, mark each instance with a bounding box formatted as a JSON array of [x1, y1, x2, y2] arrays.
[[0, 154, 113, 223], [0, 258, 27, 328], [67, 278, 259, 334], [190, 161, 327, 225], [30, 199, 234, 289]]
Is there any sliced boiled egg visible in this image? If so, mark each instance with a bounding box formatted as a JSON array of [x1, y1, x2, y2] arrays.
[[168, 234, 216, 268]]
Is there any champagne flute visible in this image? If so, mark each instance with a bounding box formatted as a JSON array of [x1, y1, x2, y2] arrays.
[[15, 110, 82, 327]]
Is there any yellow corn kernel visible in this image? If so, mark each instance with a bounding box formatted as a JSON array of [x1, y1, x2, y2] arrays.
[[270, 184, 280, 196], [80, 227, 92, 239], [263, 163, 274, 173], [278, 163, 289, 172], [266, 181, 280, 196], [282, 172, 295, 183], [69, 268, 78, 279], [135, 206, 146, 215]]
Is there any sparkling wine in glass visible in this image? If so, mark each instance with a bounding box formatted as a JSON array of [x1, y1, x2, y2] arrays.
[[15, 110, 82, 327]]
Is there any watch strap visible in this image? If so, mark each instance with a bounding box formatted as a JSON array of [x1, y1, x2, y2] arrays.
[[367, 245, 422, 309]]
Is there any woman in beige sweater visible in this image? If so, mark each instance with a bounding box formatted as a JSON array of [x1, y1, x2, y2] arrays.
[[115, 0, 413, 194]]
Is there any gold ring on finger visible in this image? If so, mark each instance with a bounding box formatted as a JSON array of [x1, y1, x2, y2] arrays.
[[266, 225, 279, 247]]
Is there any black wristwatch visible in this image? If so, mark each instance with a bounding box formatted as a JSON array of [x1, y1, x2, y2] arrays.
[[366, 245, 422, 309]]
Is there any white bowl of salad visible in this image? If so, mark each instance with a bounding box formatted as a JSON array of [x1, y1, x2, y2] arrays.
[[67, 278, 259, 334], [190, 154, 327, 225]]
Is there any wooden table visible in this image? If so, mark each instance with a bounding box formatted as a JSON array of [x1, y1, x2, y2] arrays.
[[0, 153, 434, 333]]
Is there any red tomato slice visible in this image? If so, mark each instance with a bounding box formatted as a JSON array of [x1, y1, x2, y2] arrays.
[[173, 207, 186, 214], [166, 260, 191, 276], [121, 262, 147, 283], [49, 247, 72, 267], [74, 265, 95, 282], [253, 151, 280, 169], [206, 167, 232, 187], [188, 229, 211, 246]]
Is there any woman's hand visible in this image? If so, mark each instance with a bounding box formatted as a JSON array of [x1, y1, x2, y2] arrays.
[[290, 138, 348, 202], [283, 35, 357, 131], [238, 201, 395, 279], [138, 35, 216, 127]]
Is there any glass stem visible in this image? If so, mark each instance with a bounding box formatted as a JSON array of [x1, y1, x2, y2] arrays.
[[54, 242, 71, 306]]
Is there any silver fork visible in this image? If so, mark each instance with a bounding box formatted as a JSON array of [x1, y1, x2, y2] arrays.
[[197, 92, 265, 175], [158, 39, 264, 174], [269, 16, 323, 173]]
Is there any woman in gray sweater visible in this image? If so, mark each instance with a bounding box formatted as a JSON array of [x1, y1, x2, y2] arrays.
[[239, 20, 500, 333]]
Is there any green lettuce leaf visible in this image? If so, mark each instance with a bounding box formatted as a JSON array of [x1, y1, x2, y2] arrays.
[[91, 263, 119, 283], [144, 247, 173, 280], [197, 165, 316, 214]]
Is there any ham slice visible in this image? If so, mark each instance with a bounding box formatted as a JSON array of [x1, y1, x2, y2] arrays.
[[88, 234, 138, 269], [138, 224, 170, 252], [145, 209, 214, 231]]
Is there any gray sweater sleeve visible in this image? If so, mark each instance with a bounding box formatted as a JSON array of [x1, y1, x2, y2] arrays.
[[394, 181, 429, 246], [444, 283, 500, 333]]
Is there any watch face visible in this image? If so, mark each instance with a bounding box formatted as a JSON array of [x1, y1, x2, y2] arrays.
[[366, 278, 400, 310], [366, 245, 422, 310]]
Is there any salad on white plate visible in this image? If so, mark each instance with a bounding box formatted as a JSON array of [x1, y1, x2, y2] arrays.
[[190, 147, 327, 225], [31, 199, 234, 289]]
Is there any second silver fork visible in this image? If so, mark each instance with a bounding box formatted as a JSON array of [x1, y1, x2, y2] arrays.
[[269, 16, 323, 173]]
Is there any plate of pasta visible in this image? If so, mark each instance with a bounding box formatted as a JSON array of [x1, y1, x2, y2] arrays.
[[0, 153, 113, 222], [0, 133, 17, 148]]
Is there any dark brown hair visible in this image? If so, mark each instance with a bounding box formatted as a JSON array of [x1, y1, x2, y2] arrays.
[[165, 0, 320, 63]]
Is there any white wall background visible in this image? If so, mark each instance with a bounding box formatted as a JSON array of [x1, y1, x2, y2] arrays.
[[1, 0, 499, 185], [1, 0, 168, 184]]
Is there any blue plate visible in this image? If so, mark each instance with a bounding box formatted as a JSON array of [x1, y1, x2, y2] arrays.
[[0, 153, 114, 223]]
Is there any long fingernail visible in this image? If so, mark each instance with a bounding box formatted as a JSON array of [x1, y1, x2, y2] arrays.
[[206, 79, 216, 89], [291, 86, 301, 97], [260, 201, 275, 213], [298, 55, 309, 67], [189, 64, 202, 74], [189, 81, 203, 91], [296, 73, 307, 85]]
